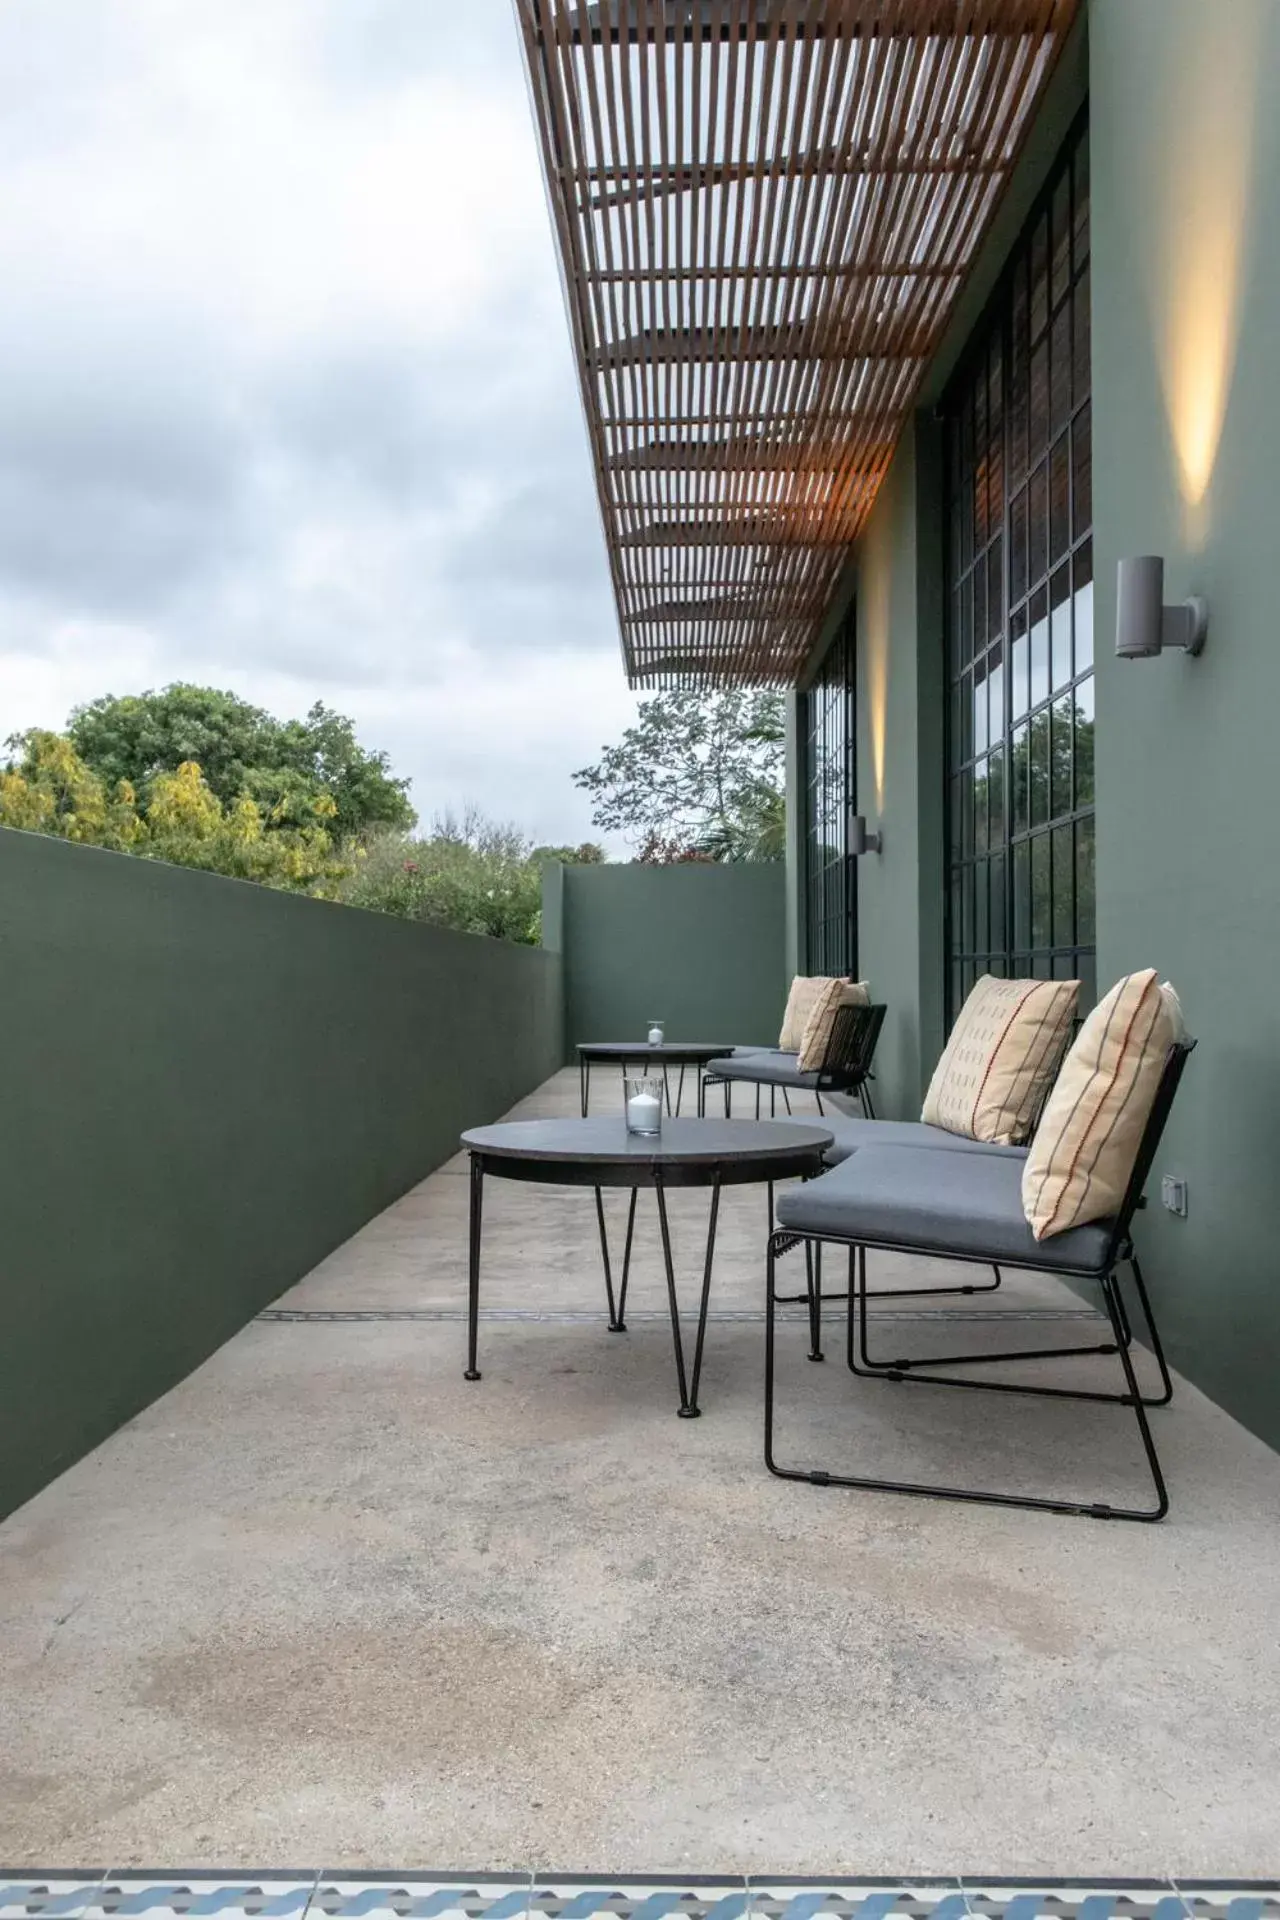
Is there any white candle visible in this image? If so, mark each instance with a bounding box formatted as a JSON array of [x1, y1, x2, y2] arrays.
[[627, 1092, 662, 1132], [648, 1023, 664, 1045]]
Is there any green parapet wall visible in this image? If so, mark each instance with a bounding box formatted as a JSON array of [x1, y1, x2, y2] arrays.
[[546, 860, 787, 1058], [0, 826, 564, 1519]]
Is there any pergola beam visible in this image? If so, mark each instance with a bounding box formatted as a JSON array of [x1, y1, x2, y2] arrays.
[[514, 0, 1080, 686]]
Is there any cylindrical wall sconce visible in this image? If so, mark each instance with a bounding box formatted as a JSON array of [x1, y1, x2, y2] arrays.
[[1116, 556, 1208, 659], [848, 812, 882, 856]]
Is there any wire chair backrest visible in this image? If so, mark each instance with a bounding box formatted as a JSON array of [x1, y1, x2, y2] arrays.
[[819, 1001, 886, 1087], [1104, 1038, 1197, 1263]]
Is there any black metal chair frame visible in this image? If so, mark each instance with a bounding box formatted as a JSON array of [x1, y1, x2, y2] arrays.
[[764, 1040, 1195, 1524], [705, 1000, 887, 1121]]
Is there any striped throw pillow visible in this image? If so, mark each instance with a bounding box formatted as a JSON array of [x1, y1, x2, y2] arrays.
[[796, 979, 871, 1072], [922, 974, 1079, 1145], [1022, 971, 1184, 1241], [779, 976, 839, 1052]]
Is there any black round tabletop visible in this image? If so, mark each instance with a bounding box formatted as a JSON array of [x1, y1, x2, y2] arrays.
[[575, 1041, 738, 1059], [461, 1116, 832, 1188]]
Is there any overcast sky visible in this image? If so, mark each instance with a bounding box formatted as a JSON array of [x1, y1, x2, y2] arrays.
[[0, 0, 641, 849]]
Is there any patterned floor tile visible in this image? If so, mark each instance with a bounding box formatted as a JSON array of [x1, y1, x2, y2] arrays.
[[86, 1877, 318, 1920], [960, 1886, 1184, 1920], [310, 1878, 532, 1920], [0, 1880, 105, 1920], [527, 1881, 748, 1920], [749, 1883, 965, 1920], [1175, 1890, 1280, 1920]]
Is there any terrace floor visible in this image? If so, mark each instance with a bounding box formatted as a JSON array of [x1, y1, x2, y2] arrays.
[[2, 1069, 1279, 1878]]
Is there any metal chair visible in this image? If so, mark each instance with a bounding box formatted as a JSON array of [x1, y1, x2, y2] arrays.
[[764, 1041, 1196, 1523], [703, 1000, 886, 1120]]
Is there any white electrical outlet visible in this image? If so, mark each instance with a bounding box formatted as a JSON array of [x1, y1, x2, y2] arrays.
[[1161, 1175, 1188, 1217]]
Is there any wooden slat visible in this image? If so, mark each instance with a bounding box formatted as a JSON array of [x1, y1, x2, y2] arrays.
[[515, 0, 1079, 686]]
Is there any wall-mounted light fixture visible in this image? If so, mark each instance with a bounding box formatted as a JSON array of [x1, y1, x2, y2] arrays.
[[848, 812, 882, 856], [1116, 555, 1209, 659]]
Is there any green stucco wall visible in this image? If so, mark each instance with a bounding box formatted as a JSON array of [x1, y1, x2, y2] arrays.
[[827, 425, 948, 1118], [786, 0, 1280, 1450], [0, 827, 563, 1519], [1090, 0, 1280, 1447], [551, 861, 786, 1055]]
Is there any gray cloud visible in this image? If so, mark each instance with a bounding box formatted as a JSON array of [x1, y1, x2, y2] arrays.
[[0, 0, 637, 846]]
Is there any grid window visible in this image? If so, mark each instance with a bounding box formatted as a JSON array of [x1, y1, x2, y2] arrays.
[[802, 615, 857, 977], [943, 114, 1094, 1017]]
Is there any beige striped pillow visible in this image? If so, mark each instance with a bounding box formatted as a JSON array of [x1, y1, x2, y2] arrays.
[[922, 974, 1079, 1145], [779, 976, 838, 1052], [1022, 971, 1184, 1241], [796, 978, 871, 1072]]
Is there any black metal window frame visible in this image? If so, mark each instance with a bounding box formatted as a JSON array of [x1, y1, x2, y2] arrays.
[[801, 611, 858, 978], [942, 108, 1094, 1022]]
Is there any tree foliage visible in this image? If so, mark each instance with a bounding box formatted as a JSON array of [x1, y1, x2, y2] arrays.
[[573, 689, 786, 861], [68, 684, 415, 838], [0, 730, 347, 891], [338, 808, 604, 945]]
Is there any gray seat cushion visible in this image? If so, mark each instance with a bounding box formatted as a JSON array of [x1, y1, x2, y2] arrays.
[[704, 1051, 820, 1090], [775, 1145, 1114, 1274], [806, 1114, 1029, 1166]]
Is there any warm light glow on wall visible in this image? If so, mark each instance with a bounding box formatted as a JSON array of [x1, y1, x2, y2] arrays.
[[863, 544, 890, 814], [1152, 1, 1265, 545]]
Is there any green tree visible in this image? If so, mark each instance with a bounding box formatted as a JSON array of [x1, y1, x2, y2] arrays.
[[68, 685, 414, 838], [339, 809, 604, 945], [573, 689, 785, 860], [0, 732, 348, 893]]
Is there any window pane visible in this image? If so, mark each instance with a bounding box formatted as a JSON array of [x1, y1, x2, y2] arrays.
[[1053, 824, 1074, 947], [988, 644, 1004, 748], [1029, 460, 1048, 585], [1051, 303, 1072, 436], [1076, 815, 1096, 944], [1075, 541, 1094, 670], [987, 536, 1003, 642], [960, 670, 973, 762], [1030, 337, 1049, 452], [973, 663, 989, 757], [1014, 839, 1030, 949], [974, 857, 990, 955], [1073, 268, 1091, 411], [990, 851, 1007, 954], [1072, 401, 1092, 539], [973, 563, 986, 657], [1012, 722, 1029, 834], [1030, 587, 1050, 708], [1050, 434, 1070, 564], [1051, 694, 1074, 818], [1031, 833, 1051, 948], [974, 755, 989, 853], [1051, 564, 1072, 689], [1030, 212, 1049, 339], [1052, 171, 1072, 309], [1010, 486, 1028, 606], [1074, 675, 1095, 806], [988, 743, 1005, 846], [1073, 137, 1090, 267], [1030, 707, 1050, 826], [1010, 608, 1029, 721]]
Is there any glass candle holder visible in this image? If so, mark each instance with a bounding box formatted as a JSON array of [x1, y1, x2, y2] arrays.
[[624, 1074, 664, 1136], [647, 1020, 665, 1045]]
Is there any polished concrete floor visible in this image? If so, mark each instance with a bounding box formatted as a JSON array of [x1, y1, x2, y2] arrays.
[[2, 1069, 1278, 1875]]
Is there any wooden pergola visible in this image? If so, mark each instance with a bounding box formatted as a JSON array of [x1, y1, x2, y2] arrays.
[[514, 0, 1080, 686]]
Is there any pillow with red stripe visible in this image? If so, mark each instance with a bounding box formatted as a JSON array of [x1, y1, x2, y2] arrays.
[[922, 974, 1079, 1146], [1022, 970, 1185, 1241]]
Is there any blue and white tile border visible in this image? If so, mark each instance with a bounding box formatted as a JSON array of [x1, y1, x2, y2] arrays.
[[2, 1878, 1278, 1920]]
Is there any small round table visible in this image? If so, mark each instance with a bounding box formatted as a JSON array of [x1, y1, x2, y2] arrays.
[[575, 1042, 740, 1118], [461, 1116, 832, 1418]]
